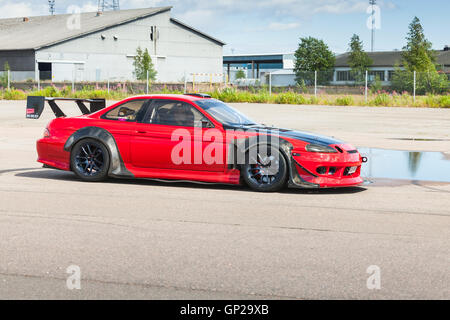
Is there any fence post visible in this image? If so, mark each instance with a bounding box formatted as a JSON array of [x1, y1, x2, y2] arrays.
[[37, 70, 40, 91], [72, 68, 75, 92], [269, 72, 272, 95], [193, 74, 195, 92], [210, 73, 212, 91], [365, 70, 368, 103], [107, 72, 110, 94], [314, 70, 317, 97], [184, 71, 187, 93], [7, 70, 10, 90], [146, 70, 149, 94], [413, 71, 416, 103]]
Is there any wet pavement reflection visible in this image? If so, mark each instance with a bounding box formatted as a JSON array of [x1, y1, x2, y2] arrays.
[[359, 147, 450, 183]]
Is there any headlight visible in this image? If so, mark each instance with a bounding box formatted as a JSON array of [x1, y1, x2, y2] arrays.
[[305, 143, 337, 153]]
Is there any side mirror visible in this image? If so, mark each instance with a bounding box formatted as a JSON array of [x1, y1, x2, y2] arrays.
[[201, 119, 213, 128]]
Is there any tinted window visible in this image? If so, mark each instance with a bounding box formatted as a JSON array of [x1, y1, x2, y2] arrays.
[[149, 100, 208, 127], [195, 99, 255, 126], [104, 99, 147, 122]]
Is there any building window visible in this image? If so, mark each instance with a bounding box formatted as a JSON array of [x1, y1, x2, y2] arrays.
[[337, 71, 354, 81], [388, 71, 395, 81], [369, 70, 385, 81]]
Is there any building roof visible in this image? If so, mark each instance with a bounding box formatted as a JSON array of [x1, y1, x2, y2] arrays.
[[169, 18, 225, 46], [0, 7, 225, 51], [335, 50, 450, 67], [224, 52, 294, 57], [223, 54, 284, 64]]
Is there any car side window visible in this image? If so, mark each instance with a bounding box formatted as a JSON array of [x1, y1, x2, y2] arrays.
[[103, 99, 147, 122], [148, 100, 212, 127]]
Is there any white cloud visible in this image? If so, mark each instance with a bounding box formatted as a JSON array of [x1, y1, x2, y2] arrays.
[[176, 9, 215, 26], [268, 22, 300, 31], [80, 2, 98, 12], [122, 0, 167, 8], [0, 1, 34, 19]]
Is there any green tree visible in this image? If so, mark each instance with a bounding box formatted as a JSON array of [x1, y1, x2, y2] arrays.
[[392, 17, 448, 94], [348, 34, 372, 84], [402, 16, 434, 72], [370, 75, 383, 93], [0, 61, 10, 88], [235, 69, 246, 79], [133, 47, 157, 81], [294, 37, 335, 85]]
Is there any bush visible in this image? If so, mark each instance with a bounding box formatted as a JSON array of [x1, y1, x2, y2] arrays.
[[439, 95, 450, 108], [334, 96, 354, 106], [308, 96, 319, 104], [273, 92, 307, 104], [372, 93, 391, 106], [2, 89, 27, 100], [370, 76, 383, 94], [235, 70, 246, 80]]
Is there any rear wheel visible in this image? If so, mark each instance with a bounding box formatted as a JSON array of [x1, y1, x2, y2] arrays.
[[242, 146, 288, 192], [71, 138, 110, 182]]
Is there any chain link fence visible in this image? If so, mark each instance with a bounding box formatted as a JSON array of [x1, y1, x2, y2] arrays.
[[241, 70, 450, 98], [0, 70, 228, 94], [1, 69, 448, 106]]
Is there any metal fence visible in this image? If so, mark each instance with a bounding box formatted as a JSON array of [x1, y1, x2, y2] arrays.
[[1, 69, 448, 100], [0, 70, 228, 94], [243, 69, 449, 99]]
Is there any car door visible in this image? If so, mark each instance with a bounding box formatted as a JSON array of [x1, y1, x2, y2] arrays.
[[131, 99, 226, 172], [99, 98, 150, 164]]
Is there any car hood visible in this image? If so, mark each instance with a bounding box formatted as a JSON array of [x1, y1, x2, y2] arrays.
[[230, 124, 343, 146]]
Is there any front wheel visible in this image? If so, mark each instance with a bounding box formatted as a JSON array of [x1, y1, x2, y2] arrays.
[[70, 138, 110, 182], [241, 146, 288, 192]]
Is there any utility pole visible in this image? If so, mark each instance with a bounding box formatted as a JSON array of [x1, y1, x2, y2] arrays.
[[48, 0, 55, 15], [369, 0, 376, 52]]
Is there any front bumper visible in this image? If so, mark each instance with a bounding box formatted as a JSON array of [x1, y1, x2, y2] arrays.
[[290, 148, 363, 188]]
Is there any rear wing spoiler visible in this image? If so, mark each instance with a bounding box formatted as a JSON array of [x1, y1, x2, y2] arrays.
[[26, 96, 106, 119]]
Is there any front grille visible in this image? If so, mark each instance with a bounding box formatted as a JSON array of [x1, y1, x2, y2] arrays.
[[343, 166, 359, 176]]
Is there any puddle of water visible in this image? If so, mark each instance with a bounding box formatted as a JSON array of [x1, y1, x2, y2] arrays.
[[359, 147, 450, 183], [390, 138, 450, 142]]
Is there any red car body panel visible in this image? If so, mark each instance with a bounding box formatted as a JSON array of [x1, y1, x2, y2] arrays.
[[36, 94, 364, 188]]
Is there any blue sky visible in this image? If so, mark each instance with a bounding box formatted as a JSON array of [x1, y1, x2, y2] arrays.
[[0, 0, 448, 54]]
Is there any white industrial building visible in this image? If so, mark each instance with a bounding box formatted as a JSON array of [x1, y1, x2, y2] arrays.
[[0, 7, 225, 83], [223, 53, 294, 83]]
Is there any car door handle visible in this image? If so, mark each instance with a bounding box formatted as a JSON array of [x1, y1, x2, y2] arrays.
[[136, 130, 147, 134]]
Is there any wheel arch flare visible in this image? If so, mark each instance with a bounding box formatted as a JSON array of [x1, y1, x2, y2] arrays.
[[64, 126, 133, 178]]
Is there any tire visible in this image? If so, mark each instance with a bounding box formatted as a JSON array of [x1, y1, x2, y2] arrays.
[[241, 145, 288, 192], [70, 138, 110, 182]]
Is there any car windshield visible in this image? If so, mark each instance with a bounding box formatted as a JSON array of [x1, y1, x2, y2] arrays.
[[195, 99, 256, 126]]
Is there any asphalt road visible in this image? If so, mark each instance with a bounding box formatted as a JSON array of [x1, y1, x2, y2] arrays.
[[0, 100, 449, 299]]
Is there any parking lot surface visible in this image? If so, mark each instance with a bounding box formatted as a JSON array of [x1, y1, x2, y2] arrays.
[[0, 100, 449, 299]]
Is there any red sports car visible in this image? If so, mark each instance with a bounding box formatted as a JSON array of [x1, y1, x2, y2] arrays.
[[27, 93, 365, 192]]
